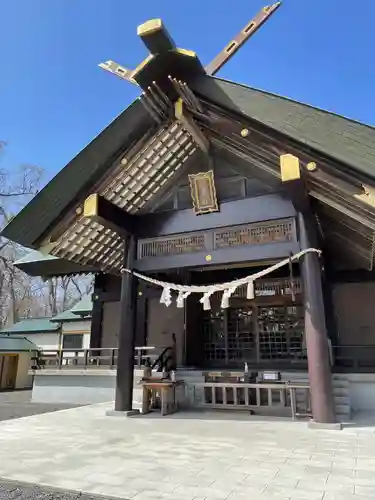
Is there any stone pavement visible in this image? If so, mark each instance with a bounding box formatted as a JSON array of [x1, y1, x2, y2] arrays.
[[0, 390, 80, 422], [0, 403, 375, 500]]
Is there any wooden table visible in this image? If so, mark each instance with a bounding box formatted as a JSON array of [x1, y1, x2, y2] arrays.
[[140, 380, 184, 416]]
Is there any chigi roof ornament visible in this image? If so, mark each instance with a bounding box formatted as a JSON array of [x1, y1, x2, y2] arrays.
[[98, 3, 282, 97]]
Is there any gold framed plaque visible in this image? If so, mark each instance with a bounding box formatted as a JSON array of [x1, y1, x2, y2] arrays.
[[188, 170, 219, 215]]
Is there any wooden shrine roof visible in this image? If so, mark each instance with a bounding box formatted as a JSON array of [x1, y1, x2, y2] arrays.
[[3, 76, 375, 274]]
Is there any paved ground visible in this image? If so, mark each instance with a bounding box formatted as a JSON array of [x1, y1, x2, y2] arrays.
[[0, 391, 80, 422], [1, 403, 375, 500]]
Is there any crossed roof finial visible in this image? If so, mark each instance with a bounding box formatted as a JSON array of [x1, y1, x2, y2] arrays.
[[98, 3, 281, 91]]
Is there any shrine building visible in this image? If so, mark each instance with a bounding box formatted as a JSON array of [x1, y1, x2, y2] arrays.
[[3, 4, 375, 425]]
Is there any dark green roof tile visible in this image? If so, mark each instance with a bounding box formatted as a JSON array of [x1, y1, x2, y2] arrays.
[[0, 335, 38, 352], [71, 295, 92, 316], [0, 318, 59, 335], [192, 77, 375, 179], [51, 296, 92, 322]]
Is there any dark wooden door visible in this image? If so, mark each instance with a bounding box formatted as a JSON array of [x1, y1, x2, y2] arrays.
[[185, 294, 204, 367], [200, 301, 305, 367]]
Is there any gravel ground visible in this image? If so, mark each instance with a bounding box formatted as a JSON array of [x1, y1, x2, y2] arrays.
[[0, 480, 121, 500], [0, 391, 80, 422]]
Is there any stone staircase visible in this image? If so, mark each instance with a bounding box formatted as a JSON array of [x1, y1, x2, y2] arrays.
[[332, 374, 351, 422], [176, 369, 205, 408]]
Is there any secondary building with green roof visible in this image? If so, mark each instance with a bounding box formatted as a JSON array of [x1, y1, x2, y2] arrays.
[[3, 10, 375, 423], [0, 296, 92, 352], [0, 335, 38, 391]]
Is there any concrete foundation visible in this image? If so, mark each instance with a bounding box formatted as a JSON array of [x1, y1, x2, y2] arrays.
[[31, 368, 147, 409], [30, 369, 375, 421]]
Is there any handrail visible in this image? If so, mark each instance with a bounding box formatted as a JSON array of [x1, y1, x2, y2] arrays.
[[151, 346, 176, 372], [33, 346, 173, 371]]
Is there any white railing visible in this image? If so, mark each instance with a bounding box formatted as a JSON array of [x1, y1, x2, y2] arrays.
[[190, 382, 311, 420]]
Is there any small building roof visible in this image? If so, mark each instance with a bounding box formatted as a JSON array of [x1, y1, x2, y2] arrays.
[[49, 310, 77, 322], [71, 295, 92, 316], [50, 295, 92, 322], [13, 250, 98, 278], [0, 317, 59, 335], [0, 335, 39, 352]]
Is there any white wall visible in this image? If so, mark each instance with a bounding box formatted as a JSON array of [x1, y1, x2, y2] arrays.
[[24, 333, 60, 350], [62, 319, 90, 335], [15, 352, 33, 389]]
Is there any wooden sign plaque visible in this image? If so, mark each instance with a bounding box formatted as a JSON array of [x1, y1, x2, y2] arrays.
[[188, 170, 219, 215]]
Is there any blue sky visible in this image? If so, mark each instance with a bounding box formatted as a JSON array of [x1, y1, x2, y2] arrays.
[[1, 0, 374, 183]]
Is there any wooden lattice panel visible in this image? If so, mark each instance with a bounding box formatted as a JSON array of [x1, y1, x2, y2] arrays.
[[138, 218, 296, 260], [211, 278, 302, 299], [214, 220, 295, 250], [139, 234, 206, 259], [236, 278, 302, 298]]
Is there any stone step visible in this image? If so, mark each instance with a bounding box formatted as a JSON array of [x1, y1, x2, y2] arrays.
[[332, 382, 349, 389], [333, 390, 349, 399], [332, 377, 349, 383], [335, 404, 351, 415], [334, 396, 350, 405]]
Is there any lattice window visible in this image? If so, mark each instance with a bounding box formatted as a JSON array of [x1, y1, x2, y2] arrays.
[[214, 220, 295, 250], [227, 307, 256, 361], [201, 304, 305, 366], [232, 278, 302, 299], [202, 309, 226, 362], [139, 234, 206, 258], [258, 305, 305, 360]]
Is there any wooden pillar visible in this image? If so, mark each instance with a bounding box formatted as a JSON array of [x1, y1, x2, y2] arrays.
[[90, 274, 104, 349], [298, 212, 336, 424], [135, 282, 148, 347], [114, 235, 138, 412]]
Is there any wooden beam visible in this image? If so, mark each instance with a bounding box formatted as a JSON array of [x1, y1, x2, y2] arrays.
[[175, 98, 209, 154], [137, 19, 176, 54], [354, 184, 375, 208], [83, 194, 137, 236], [98, 60, 138, 86], [136, 240, 300, 272], [205, 2, 281, 76], [279, 154, 310, 213]]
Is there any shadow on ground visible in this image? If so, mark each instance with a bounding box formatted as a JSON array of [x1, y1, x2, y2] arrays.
[[0, 390, 82, 422]]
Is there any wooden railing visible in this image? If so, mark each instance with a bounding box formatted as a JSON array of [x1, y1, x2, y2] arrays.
[[190, 382, 311, 420], [32, 346, 171, 371]]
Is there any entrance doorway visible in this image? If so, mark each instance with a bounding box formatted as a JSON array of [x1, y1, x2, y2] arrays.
[[200, 300, 306, 368]]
